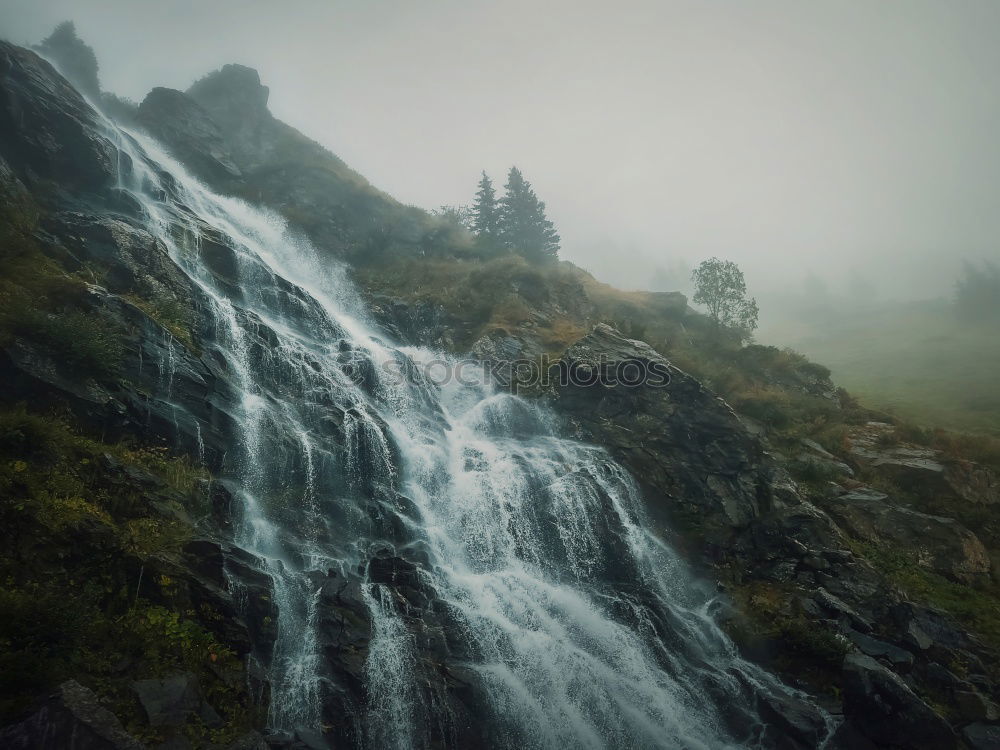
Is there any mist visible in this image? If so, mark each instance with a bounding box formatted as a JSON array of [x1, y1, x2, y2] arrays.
[[2, 0, 999, 306]]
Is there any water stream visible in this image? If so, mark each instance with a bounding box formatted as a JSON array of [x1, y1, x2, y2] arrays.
[[94, 113, 830, 749]]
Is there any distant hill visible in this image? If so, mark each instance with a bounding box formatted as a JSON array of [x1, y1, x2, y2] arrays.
[[763, 298, 1000, 437]]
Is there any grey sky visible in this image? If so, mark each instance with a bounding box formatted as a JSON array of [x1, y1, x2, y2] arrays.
[[2, 0, 999, 300]]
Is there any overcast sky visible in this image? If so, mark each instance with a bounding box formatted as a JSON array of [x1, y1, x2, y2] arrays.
[[2, 0, 999, 300]]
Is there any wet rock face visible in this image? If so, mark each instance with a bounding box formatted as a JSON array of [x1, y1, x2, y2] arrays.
[[367, 295, 463, 350], [0, 42, 116, 190], [301, 556, 490, 750], [131, 672, 222, 729], [823, 490, 991, 582], [0, 681, 145, 750], [848, 421, 1000, 509], [841, 653, 956, 750], [1, 44, 498, 745], [547, 324, 1000, 744], [551, 323, 770, 540], [137, 87, 242, 185], [187, 64, 271, 148]]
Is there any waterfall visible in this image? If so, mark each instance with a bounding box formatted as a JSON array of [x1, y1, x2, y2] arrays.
[[94, 116, 832, 748]]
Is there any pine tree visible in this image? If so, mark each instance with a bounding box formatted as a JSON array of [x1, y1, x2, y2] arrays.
[[36, 21, 101, 98], [471, 171, 500, 246], [498, 167, 560, 262]]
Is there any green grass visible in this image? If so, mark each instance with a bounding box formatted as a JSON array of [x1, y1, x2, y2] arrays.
[[767, 299, 1000, 437], [0, 406, 254, 742], [0, 187, 124, 379], [850, 539, 1000, 655]]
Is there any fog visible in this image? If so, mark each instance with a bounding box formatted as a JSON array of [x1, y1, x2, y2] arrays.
[[3, 0, 999, 307]]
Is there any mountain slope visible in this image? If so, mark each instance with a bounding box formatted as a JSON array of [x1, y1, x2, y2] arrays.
[[2, 28, 1000, 749]]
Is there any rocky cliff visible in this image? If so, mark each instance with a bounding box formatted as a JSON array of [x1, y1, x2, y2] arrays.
[[3, 26, 1000, 750]]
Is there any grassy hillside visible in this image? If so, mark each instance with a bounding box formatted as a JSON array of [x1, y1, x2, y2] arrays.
[[763, 299, 1000, 437]]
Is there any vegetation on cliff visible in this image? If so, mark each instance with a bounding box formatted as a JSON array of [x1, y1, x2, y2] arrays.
[[4, 22, 1000, 746]]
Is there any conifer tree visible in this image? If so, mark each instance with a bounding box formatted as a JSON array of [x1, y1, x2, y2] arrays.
[[471, 171, 500, 245], [498, 167, 560, 261]]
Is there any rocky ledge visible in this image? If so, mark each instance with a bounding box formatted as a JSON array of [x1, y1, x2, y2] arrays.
[[548, 323, 1000, 749]]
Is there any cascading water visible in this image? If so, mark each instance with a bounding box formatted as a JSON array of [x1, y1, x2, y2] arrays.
[[93, 113, 832, 748]]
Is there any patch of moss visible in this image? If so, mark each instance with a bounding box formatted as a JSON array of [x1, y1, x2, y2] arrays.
[[851, 540, 1000, 653], [123, 292, 196, 352], [0, 187, 124, 380], [724, 581, 848, 694], [0, 406, 256, 741]]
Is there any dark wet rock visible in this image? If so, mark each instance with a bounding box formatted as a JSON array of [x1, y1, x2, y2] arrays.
[[752, 686, 831, 749], [0, 42, 116, 191], [841, 653, 955, 749], [0, 680, 145, 750], [925, 662, 970, 691], [891, 602, 975, 652], [198, 230, 242, 282], [955, 691, 1000, 722], [367, 295, 463, 349], [292, 727, 332, 749], [903, 619, 934, 651], [47, 211, 194, 300], [471, 327, 543, 366], [226, 732, 268, 750], [821, 491, 990, 582], [846, 630, 915, 669], [552, 324, 769, 540], [263, 730, 295, 747], [964, 722, 1000, 750], [812, 587, 874, 634], [187, 65, 271, 168], [131, 673, 202, 727], [137, 87, 242, 185]]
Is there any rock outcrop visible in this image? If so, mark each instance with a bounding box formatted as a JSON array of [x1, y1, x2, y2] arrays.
[[0, 681, 145, 750], [552, 323, 775, 540], [841, 653, 956, 749], [549, 323, 1000, 744], [137, 87, 242, 185], [5, 27, 1000, 748], [822, 487, 990, 582]]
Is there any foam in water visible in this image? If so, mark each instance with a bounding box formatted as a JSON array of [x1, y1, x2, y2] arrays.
[[90, 111, 833, 748]]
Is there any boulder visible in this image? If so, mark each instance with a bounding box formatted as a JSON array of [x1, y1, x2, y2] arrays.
[[131, 673, 207, 728], [811, 587, 873, 634], [845, 631, 914, 668], [0, 680, 145, 750], [752, 686, 832, 749], [226, 732, 268, 750], [946, 460, 1000, 507], [955, 691, 1000, 722], [795, 439, 854, 478], [841, 653, 955, 749], [822, 491, 990, 582], [137, 87, 242, 184], [964, 723, 1000, 750]]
